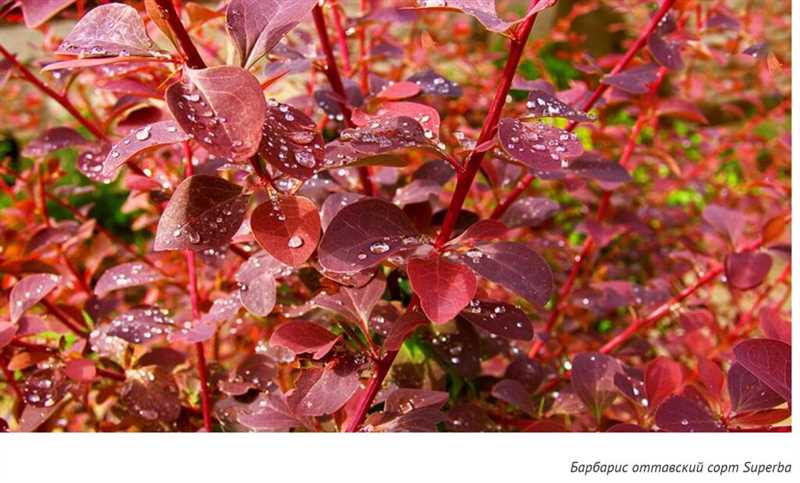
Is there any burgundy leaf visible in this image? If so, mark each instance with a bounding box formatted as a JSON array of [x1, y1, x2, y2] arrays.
[[225, 0, 318, 67], [703, 204, 745, 244], [644, 356, 683, 410], [0, 322, 15, 350], [136, 348, 186, 370], [497, 118, 584, 171], [341, 275, 387, 324], [9, 273, 62, 323], [107, 305, 174, 345], [655, 395, 724, 432], [725, 251, 773, 290], [733, 338, 791, 402], [291, 359, 361, 417], [318, 198, 422, 273], [567, 152, 632, 183], [459, 300, 533, 340], [20, 0, 75, 28], [202, 293, 242, 325], [412, 0, 555, 33], [759, 306, 791, 344], [22, 127, 90, 157], [238, 392, 308, 431], [270, 321, 339, 360], [459, 241, 553, 306], [341, 116, 432, 155], [376, 81, 422, 100], [491, 379, 534, 415], [648, 33, 683, 70], [571, 352, 623, 418], [165, 66, 266, 160], [238, 270, 276, 317], [393, 179, 442, 206], [22, 368, 69, 408], [526, 89, 593, 121], [602, 64, 660, 94], [219, 354, 276, 395], [408, 253, 477, 324], [727, 362, 786, 414], [77, 145, 115, 184], [251, 195, 321, 267], [428, 320, 481, 377], [383, 310, 428, 351], [505, 357, 544, 392], [102, 121, 190, 177], [259, 99, 324, 179], [407, 69, 463, 98], [446, 219, 508, 246], [64, 358, 96, 383], [499, 196, 559, 228], [120, 368, 181, 422], [94, 262, 163, 298], [153, 175, 248, 252], [56, 4, 164, 58], [25, 221, 80, 253], [320, 192, 364, 230], [384, 388, 449, 414], [353, 102, 441, 139]]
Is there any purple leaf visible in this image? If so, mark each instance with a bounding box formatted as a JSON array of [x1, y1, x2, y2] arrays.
[[25, 221, 80, 254], [202, 293, 242, 325], [727, 362, 785, 414], [0, 322, 16, 350], [383, 310, 428, 351], [497, 118, 583, 171], [567, 152, 632, 183], [320, 192, 364, 230], [93, 262, 163, 298], [505, 357, 544, 391], [412, 0, 556, 33], [238, 269, 276, 317], [107, 305, 174, 345], [393, 179, 442, 206], [56, 4, 163, 58], [571, 352, 624, 417], [725, 251, 773, 290], [225, 0, 318, 67], [499, 196, 559, 228], [314, 79, 364, 120], [259, 99, 324, 179], [77, 144, 116, 183], [459, 241, 553, 306], [22, 127, 90, 157], [459, 300, 533, 340], [492, 379, 534, 415], [318, 198, 422, 273], [428, 320, 481, 377], [655, 395, 725, 432], [526, 89, 593, 121], [20, 0, 75, 28], [251, 195, 321, 267], [446, 219, 508, 246], [602, 64, 660, 94], [219, 354, 276, 395], [120, 368, 181, 422], [153, 175, 248, 252], [703, 204, 744, 244], [384, 388, 449, 414], [291, 359, 361, 417], [758, 306, 791, 344], [270, 321, 339, 360], [165, 66, 266, 160], [733, 338, 791, 402], [408, 253, 477, 324], [9, 273, 62, 323], [648, 33, 683, 70], [22, 368, 69, 408], [341, 275, 387, 324], [102, 121, 190, 177], [341, 116, 431, 154], [239, 392, 308, 431], [406, 69, 463, 98]]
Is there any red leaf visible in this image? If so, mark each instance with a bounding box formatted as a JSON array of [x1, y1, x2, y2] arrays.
[[252, 195, 321, 267], [9, 273, 62, 323], [408, 253, 477, 324], [0, 322, 15, 350], [64, 359, 96, 382], [56, 4, 163, 58], [655, 395, 725, 432], [411, 0, 555, 33], [727, 362, 785, 414], [94, 262, 163, 298], [20, 0, 75, 28], [154, 175, 248, 252], [491, 379, 534, 415], [733, 338, 791, 402], [165, 66, 266, 160], [270, 321, 339, 360], [22, 127, 91, 158], [376, 81, 422, 100], [290, 359, 361, 417], [526, 89, 593, 122], [459, 300, 533, 340], [102, 121, 190, 177], [383, 310, 428, 351], [259, 100, 324, 179], [644, 356, 683, 410], [725, 251, 773, 290], [759, 306, 791, 344], [571, 352, 623, 418], [497, 117, 583, 172]]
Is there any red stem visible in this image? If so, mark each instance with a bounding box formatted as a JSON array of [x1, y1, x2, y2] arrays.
[[41, 299, 89, 337], [330, 1, 352, 77], [311, 4, 375, 197], [152, 0, 205, 69], [434, 6, 542, 248]]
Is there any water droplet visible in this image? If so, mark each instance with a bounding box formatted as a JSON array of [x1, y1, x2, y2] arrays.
[[287, 235, 304, 248]]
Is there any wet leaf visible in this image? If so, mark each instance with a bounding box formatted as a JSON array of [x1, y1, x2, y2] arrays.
[[384, 388, 448, 414], [408, 253, 477, 324], [571, 352, 623, 418], [733, 338, 791, 402], [648, 33, 683, 70], [318, 198, 422, 273], [270, 321, 340, 360], [725, 251, 773, 290], [102, 121, 190, 177], [459, 241, 553, 306], [165, 66, 266, 160], [9, 273, 62, 323], [459, 300, 532, 340], [411, 0, 556, 33], [341, 116, 431, 155], [499, 196, 559, 228], [154, 175, 248, 252], [492, 379, 534, 415], [22, 127, 90, 157], [94, 262, 163, 298], [239, 391, 308, 431], [251, 195, 321, 267], [567, 152, 632, 184], [727, 362, 786, 414], [259, 99, 324, 179], [655, 395, 724, 432], [602, 64, 659, 94], [497, 118, 583, 171], [226, 0, 318, 67], [56, 4, 164, 58], [22, 368, 69, 408], [376, 81, 422, 100], [291, 359, 361, 416], [320, 192, 364, 230], [526, 90, 593, 121], [77, 145, 116, 183], [107, 305, 174, 345], [406, 69, 463, 98], [20, 0, 76, 28], [383, 310, 428, 351], [644, 356, 683, 410], [120, 368, 181, 423]]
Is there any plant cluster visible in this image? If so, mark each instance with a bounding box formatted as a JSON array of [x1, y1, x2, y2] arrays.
[[0, 0, 791, 433]]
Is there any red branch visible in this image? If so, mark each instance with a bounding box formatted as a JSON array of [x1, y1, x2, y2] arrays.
[[311, 4, 375, 197]]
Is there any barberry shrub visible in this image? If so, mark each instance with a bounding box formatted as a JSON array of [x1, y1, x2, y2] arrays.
[[0, 0, 790, 433]]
